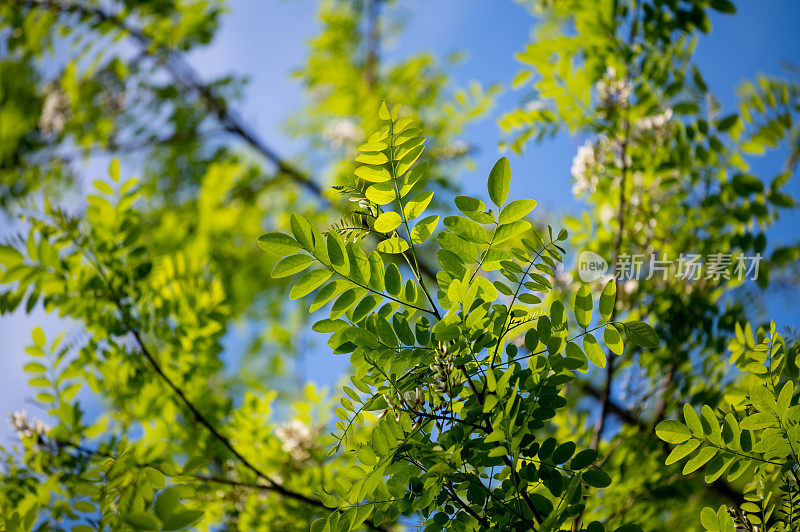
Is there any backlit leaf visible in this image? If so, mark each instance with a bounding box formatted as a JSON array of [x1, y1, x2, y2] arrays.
[[488, 157, 510, 207]]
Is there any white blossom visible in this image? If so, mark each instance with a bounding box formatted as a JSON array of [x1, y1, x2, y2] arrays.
[[525, 99, 546, 112], [596, 67, 632, 108], [9, 411, 50, 440], [635, 108, 673, 138], [275, 419, 315, 462], [440, 139, 470, 159], [322, 118, 362, 148], [39, 83, 70, 135], [570, 140, 601, 196]]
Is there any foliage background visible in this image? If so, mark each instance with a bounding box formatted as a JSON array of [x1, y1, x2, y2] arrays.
[[1, 0, 800, 529], [3, 0, 799, 442]]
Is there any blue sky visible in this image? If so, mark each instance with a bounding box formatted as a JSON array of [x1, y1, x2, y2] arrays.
[[2, 0, 800, 441]]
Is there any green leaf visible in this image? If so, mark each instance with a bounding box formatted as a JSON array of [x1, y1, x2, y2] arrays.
[[23, 362, 46, 373], [326, 233, 348, 272], [154, 486, 181, 520], [622, 321, 659, 348], [777, 381, 793, 419], [109, 158, 120, 181], [569, 449, 597, 470], [257, 233, 302, 255], [331, 289, 360, 319], [272, 254, 315, 278], [703, 454, 731, 484], [454, 195, 485, 214], [487, 445, 508, 458], [552, 441, 576, 464], [683, 404, 704, 437], [722, 413, 740, 446], [310, 280, 345, 312], [399, 163, 426, 197], [655, 420, 692, 444], [583, 333, 605, 368], [410, 215, 439, 244], [602, 325, 622, 355], [488, 157, 511, 207], [355, 152, 388, 165], [716, 113, 739, 131], [365, 182, 396, 205], [289, 269, 332, 300], [368, 252, 385, 290], [682, 447, 717, 474], [378, 101, 390, 120], [710, 0, 736, 14], [355, 165, 392, 183], [162, 510, 204, 531], [583, 468, 611, 488], [352, 294, 383, 323], [731, 173, 762, 196], [395, 145, 424, 176], [392, 315, 415, 346], [374, 212, 402, 233], [404, 191, 433, 220], [385, 264, 402, 296], [599, 280, 616, 321], [93, 180, 112, 194], [574, 285, 592, 329], [377, 237, 410, 254], [700, 507, 718, 530], [122, 512, 160, 530], [443, 216, 489, 244], [739, 413, 777, 430], [290, 214, 315, 251], [498, 198, 536, 224], [155, 486, 204, 531], [32, 327, 46, 347], [665, 438, 701, 465], [0, 244, 24, 267], [494, 220, 531, 243], [701, 405, 723, 446]]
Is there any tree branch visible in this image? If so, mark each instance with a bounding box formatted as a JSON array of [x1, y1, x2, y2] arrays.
[[24, 0, 325, 200], [577, 380, 745, 507]]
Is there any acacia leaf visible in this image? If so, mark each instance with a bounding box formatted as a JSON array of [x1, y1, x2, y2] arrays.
[[488, 157, 510, 207]]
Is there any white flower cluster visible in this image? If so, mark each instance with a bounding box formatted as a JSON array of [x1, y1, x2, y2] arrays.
[[9, 411, 50, 440], [525, 99, 546, 112], [596, 67, 632, 109], [39, 82, 70, 135], [635, 108, 673, 139], [439, 139, 470, 160], [570, 140, 602, 196], [403, 387, 424, 409], [570, 109, 673, 198], [275, 419, 315, 462], [322, 118, 362, 148]]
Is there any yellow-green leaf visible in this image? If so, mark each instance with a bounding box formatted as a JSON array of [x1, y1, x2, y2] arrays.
[[365, 182, 396, 205], [403, 191, 433, 220], [290, 269, 332, 300], [574, 285, 592, 329], [599, 279, 616, 321], [498, 198, 536, 223], [374, 212, 402, 233], [355, 165, 391, 183], [583, 333, 605, 368], [272, 254, 315, 278], [377, 237, 409, 254], [410, 215, 439, 244], [488, 157, 510, 207], [258, 233, 302, 255]]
